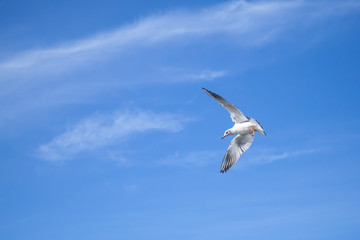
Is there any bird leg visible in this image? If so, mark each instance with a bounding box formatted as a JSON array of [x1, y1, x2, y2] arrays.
[[251, 126, 255, 135]]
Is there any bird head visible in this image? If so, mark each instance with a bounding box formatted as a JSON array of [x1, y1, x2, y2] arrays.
[[221, 129, 231, 139]]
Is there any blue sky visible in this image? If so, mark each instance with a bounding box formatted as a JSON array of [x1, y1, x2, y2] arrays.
[[1, 0, 360, 239]]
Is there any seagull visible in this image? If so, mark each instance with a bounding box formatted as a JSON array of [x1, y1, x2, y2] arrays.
[[202, 88, 266, 173]]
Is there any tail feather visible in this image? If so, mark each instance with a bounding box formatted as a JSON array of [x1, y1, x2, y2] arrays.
[[251, 118, 266, 136]]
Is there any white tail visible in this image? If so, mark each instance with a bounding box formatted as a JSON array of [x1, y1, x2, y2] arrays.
[[250, 118, 266, 136]]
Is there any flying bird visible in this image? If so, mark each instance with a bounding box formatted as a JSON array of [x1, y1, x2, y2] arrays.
[[202, 88, 266, 173]]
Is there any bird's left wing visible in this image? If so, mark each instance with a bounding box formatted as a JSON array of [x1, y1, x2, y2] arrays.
[[220, 134, 254, 173], [202, 88, 249, 123]]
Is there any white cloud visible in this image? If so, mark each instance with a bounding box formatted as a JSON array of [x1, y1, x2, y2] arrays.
[[1, 0, 359, 128], [156, 67, 227, 83], [106, 150, 132, 166], [160, 148, 319, 170], [37, 110, 190, 162], [186, 70, 227, 81], [1, 0, 358, 76], [160, 150, 220, 167], [239, 148, 320, 167]]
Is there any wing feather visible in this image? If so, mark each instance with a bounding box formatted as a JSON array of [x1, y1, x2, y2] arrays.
[[220, 134, 254, 173], [202, 88, 249, 123]]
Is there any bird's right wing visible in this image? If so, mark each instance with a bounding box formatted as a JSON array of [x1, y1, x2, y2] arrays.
[[202, 88, 249, 123], [220, 134, 254, 173]]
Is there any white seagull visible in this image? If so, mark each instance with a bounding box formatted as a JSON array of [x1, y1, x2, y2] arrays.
[[202, 88, 266, 173]]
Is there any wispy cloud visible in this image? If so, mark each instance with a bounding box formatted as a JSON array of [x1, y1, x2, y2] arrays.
[[186, 70, 227, 81], [266, 149, 319, 162], [1, 0, 358, 76], [157, 67, 227, 83], [238, 148, 320, 167], [160, 148, 319, 170], [159, 150, 220, 167], [1, 0, 359, 128], [37, 110, 191, 162]]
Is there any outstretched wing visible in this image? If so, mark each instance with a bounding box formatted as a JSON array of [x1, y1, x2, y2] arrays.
[[220, 134, 254, 173], [202, 88, 249, 123]]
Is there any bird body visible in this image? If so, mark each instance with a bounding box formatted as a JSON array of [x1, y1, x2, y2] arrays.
[[230, 119, 266, 136], [202, 88, 266, 173], [230, 121, 256, 135]]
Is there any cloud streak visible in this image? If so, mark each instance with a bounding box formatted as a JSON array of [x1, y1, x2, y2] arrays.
[[157, 67, 227, 83], [1, 0, 358, 76], [159, 148, 319, 170], [1, 0, 359, 128], [186, 70, 227, 81], [37, 110, 190, 162], [159, 150, 221, 167], [238, 148, 320, 167]]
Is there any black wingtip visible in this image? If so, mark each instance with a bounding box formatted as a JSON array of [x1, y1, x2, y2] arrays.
[[202, 88, 215, 96], [202, 88, 222, 99], [220, 168, 227, 173]]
